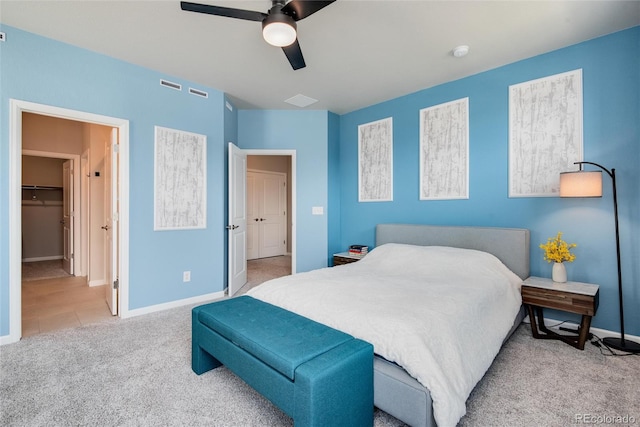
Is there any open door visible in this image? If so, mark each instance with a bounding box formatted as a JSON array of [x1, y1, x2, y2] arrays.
[[62, 160, 74, 275], [104, 129, 119, 315], [228, 143, 247, 296]]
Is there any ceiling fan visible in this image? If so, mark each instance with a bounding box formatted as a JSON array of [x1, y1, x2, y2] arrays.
[[180, 0, 336, 70]]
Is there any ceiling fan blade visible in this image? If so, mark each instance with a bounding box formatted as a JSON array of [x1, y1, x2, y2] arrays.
[[282, 39, 306, 70], [282, 0, 336, 21], [180, 1, 266, 22]]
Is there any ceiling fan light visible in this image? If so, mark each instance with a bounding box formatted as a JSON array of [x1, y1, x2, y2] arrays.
[[262, 13, 297, 47]]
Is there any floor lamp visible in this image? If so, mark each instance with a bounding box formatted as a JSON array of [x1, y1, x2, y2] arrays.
[[560, 161, 640, 353]]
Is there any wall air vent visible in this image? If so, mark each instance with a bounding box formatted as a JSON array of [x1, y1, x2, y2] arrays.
[[160, 79, 182, 91], [189, 88, 209, 98]]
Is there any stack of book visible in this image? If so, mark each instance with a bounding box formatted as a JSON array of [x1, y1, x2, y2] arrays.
[[348, 245, 368, 258]]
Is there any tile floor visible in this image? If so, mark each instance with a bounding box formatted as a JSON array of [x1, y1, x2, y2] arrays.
[[21, 275, 113, 338], [21, 254, 292, 338]]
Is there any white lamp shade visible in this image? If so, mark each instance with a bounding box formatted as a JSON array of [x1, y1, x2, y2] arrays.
[[263, 22, 296, 47], [559, 170, 603, 197]]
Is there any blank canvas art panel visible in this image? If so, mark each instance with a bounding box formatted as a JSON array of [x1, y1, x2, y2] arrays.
[[154, 126, 207, 230], [509, 69, 583, 197], [420, 97, 469, 200], [358, 117, 393, 202]]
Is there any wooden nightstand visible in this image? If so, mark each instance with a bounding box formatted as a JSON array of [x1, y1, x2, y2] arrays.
[[521, 276, 599, 350], [332, 252, 363, 266]]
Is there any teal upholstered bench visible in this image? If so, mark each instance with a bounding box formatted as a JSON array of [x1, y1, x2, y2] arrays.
[[192, 296, 374, 426]]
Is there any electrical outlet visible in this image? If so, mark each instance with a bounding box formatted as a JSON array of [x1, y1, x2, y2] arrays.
[[0, 32, 6, 42], [183, 271, 191, 282]]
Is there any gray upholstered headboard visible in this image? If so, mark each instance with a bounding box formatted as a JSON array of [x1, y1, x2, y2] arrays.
[[376, 224, 530, 280]]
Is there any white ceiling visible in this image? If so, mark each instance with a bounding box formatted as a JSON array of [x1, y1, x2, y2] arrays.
[[1, 1, 639, 114]]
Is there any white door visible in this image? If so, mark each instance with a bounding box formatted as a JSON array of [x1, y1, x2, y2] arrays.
[[246, 173, 259, 260], [247, 171, 286, 260], [104, 129, 119, 315], [228, 143, 247, 296], [62, 160, 74, 275]]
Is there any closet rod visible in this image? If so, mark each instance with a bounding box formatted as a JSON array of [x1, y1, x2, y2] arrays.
[[21, 185, 63, 191]]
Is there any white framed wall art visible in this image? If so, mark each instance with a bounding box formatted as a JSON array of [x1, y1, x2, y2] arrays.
[[358, 117, 393, 202], [154, 126, 207, 230], [509, 69, 583, 197], [419, 97, 469, 200]]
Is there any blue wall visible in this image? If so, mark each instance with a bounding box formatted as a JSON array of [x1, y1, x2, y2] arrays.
[[0, 26, 228, 335], [2, 23, 638, 339], [327, 112, 342, 264], [336, 27, 640, 335], [238, 110, 330, 272]]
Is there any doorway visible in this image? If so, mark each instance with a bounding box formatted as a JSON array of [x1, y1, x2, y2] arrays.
[[20, 148, 112, 337], [227, 147, 295, 296], [247, 169, 287, 260], [6, 99, 130, 344]]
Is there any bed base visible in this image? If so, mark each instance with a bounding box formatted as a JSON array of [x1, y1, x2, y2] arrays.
[[373, 306, 526, 427], [373, 224, 530, 427]]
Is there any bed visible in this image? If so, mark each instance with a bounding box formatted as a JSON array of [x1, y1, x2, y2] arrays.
[[247, 224, 530, 427]]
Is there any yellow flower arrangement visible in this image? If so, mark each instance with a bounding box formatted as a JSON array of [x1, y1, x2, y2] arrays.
[[540, 232, 577, 263]]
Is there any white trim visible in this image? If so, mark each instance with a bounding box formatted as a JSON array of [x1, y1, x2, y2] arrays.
[[123, 291, 225, 318], [80, 148, 90, 278], [243, 149, 297, 275], [22, 256, 64, 262], [246, 169, 288, 260], [6, 99, 130, 345], [22, 149, 81, 276], [522, 315, 640, 342], [88, 279, 108, 287], [2, 293, 200, 344]]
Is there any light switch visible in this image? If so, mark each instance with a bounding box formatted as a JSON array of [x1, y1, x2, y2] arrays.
[[312, 206, 324, 215]]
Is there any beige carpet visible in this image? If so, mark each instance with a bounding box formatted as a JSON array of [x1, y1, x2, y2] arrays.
[[5, 255, 637, 426], [2, 303, 638, 426], [238, 255, 292, 295], [21, 260, 72, 281]]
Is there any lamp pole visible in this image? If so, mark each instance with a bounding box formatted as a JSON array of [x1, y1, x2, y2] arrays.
[[574, 161, 640, 353]]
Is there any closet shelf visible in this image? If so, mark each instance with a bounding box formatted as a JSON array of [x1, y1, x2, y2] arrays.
[[21, 185, 63, 191]]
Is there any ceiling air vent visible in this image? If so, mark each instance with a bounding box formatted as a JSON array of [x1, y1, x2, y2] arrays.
[[285, 94, 318, 108], [189, 88, 209, 98], [160, 79, 182, 91]]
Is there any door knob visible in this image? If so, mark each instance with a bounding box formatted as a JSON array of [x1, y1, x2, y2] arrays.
[[101, 225, 110, 231], [260, 218, 265, 221], [226, 225, 239, 230], [60, 220, 66, 225], [255, 218, 259, 222]]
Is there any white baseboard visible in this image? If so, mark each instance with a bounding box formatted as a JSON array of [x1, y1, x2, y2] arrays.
[[4, 305, 636, 347], [522, 315, 640, 342], [122, 290, 226, 319], [1, 290, 226, 346], [22, 256, 63, 262], [88, 279, 106, 287], [0, 334, 20, 346]]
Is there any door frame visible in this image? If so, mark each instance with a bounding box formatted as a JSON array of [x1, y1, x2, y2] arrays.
[[246, 169, 288, 260], [6, 99, 130, 344], [22, 150, 81, 275], [243, 149, 296, 275], [227, 143, 247, 297]]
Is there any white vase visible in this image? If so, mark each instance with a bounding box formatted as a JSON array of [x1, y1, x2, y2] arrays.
[[552, 262, 567, 283]]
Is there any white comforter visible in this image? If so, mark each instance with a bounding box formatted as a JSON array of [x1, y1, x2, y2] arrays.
[[247, 243, 522, 427]]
